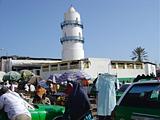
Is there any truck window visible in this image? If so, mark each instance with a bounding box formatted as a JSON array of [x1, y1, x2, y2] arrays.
[[120, 83, 160, 108]]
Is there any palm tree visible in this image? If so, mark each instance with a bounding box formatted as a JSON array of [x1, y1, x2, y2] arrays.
[[131, 46, 148, 62]]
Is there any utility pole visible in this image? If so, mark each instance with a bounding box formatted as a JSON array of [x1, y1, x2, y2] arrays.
[[0, 48, 8, 72]]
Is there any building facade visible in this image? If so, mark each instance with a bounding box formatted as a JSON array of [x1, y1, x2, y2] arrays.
[[0, 56, 61, 75], [0, 56, 157, 82], [40, 58, 156, 82]]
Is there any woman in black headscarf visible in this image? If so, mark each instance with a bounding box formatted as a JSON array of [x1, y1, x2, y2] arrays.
[[63, 81, 92, 120]]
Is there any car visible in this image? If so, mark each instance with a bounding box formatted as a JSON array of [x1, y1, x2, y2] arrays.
[[0, 98, 65, 120], [112, 80, 160, 120], [116, 83, 130, 101]]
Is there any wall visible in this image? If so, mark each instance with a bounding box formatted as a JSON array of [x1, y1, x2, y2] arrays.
[[83, 58, 111, 78]]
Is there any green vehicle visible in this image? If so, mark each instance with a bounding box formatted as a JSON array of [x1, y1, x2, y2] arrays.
[[112, 80, 160, 120], [0, 101, 65, 120], [116, 84, 130, 101]]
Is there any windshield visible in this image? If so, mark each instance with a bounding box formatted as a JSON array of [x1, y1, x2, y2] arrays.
[[117, 84, 130, 92], [120, 83, 160, 108]]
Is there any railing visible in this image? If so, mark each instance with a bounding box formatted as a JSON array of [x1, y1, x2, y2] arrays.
[[60, 36, 84, 44], [61, 20, 83, 29]]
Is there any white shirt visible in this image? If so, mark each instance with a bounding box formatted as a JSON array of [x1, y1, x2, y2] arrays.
[[0, 90, 31, 120]]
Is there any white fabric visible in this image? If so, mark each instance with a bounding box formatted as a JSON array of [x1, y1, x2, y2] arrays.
[[0, 90, 31, 120], [96, 73, 116, 116], [10, 84, 18, 92], [24, 84, 29, 92], [5, 81, 11, 88], [30, 84, 35, 92], [0, 71, 6, 83]]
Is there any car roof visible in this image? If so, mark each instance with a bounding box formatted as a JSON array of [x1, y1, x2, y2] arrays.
[[133, 79, 160, 85]]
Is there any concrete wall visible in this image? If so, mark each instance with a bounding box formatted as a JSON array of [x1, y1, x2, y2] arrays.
[[110, 68, 145, 78], [83, 58, 111, 78], [144, 63, 156, 76]]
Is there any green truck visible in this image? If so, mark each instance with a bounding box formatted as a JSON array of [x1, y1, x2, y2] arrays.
[[0, 102, 64, 120], [112, 80, 160, 120]]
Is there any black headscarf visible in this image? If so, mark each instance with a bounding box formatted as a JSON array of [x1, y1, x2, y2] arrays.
[[63, 81, 91, 120]]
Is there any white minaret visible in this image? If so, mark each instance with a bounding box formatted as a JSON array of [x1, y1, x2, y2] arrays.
[[60, 6, 84, 61]]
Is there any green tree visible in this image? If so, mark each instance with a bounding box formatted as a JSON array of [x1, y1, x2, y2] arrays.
[[131, 46, 148, 62]]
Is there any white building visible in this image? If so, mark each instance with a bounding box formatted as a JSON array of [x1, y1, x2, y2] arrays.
[[110, 60, 156, 82], [41, 58, 156, 82]]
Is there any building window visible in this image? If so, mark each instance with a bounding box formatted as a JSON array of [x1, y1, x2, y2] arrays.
[[51, 64, 58, 71], [35, 70, 40, 75], [118, 63, 125, 69], [84, 61, 90, 69], [60, 63, 68, 70], [70, 61, 79, 69], [136, 64, 143, 69], [42, 65, 49, 72], [127, 63, 134, 69], [111, 63, 116, 69]]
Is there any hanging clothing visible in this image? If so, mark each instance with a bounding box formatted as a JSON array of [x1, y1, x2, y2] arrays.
[[96, 73, 116, 116]]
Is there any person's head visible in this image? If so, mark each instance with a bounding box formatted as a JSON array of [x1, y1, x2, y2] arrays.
[[64, 82, 73, 95], [64, 81, 82, 97]]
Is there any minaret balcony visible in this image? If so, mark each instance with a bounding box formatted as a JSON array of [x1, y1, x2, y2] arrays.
[[61, 20, 83, 29], [60, 36, 84, 44]]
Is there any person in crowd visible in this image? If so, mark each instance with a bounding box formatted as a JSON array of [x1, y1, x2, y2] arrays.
[[4, 81, 11, 88], [10, 81, 18, 92], [63, 81, 93, 120], [41, 94, 51, 105], [29, 84, 36, 97], [33, 85, 46, 104], [47, 79, 58, 95], [45, 79, 57, 104], [0, 86, 31, 120], [81, 78, 89, 94]]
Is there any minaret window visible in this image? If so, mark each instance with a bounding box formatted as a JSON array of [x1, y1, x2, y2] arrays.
[[76, 17, 78, 21]]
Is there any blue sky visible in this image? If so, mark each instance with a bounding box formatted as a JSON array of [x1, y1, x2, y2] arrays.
[[0, 0, 159, 63]]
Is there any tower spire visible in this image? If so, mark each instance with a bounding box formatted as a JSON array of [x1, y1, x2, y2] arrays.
[[60, 7, 84, 61]]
